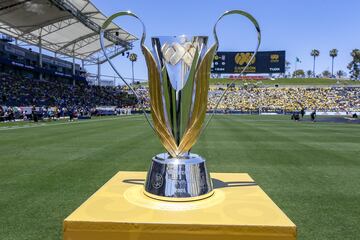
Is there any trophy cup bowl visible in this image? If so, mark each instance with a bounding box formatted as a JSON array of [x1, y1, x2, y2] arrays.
[[100, 10, 261, 202]]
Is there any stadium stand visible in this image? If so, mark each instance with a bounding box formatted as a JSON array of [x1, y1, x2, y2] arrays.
[[125, 85, 359, 115], [0, 72, 137, 121], [0, 0, 139, 121], [207, 86, 360, 113], [2, 68, 359, 121], [0, 1, 359, 121], [0, 72, 137, 107]]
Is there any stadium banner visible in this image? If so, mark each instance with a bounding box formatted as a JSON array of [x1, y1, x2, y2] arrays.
[[211, 51, 286, 74], [96, 106, 117, 115]]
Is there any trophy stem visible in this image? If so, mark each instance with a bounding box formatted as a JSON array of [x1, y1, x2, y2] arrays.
[[144, 153, 214, 202]]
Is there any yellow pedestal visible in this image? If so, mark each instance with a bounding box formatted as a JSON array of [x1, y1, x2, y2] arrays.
[[64, 171, 296, 240]]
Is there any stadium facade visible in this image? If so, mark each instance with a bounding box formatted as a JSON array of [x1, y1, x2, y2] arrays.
[[0, 0, 137, 85], [0, 39, 85, 83]]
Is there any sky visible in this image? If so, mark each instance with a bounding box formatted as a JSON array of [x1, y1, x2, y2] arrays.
[[88, 0, 360, 83]]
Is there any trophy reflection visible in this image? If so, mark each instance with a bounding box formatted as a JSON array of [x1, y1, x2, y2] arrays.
[[100, 10, 261, 201]]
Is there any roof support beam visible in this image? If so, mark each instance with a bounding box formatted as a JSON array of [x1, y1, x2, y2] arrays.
[[84, 45, 128, 65], [19, 17, 77, 38], [98, 47, 127, 65], [0, 0, 136, 62], [56, 28, 117, 53], [48, 0, 132, 50]]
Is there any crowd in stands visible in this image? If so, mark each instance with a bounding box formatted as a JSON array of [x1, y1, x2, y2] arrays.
[[0, 73, 136, 107], [1, 72, 360, 122], [131, 86, 360, 113], [207, 86, 360, 113], [0, 72, 136, 121]]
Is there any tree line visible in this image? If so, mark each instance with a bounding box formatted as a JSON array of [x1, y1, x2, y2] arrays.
[[289, 49, 360, 79]]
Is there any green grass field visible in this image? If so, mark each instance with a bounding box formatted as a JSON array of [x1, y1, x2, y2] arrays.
[[0, 115, 359, 240]]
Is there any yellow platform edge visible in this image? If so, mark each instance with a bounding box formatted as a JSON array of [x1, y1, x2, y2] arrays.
[[63, 171, 297, 240]]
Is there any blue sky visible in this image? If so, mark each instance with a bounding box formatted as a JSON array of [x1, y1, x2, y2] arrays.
[[90, 0, 360, 82]]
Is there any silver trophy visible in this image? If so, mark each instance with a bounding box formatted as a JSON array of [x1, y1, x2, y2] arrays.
[[100, 10, 261, 201]]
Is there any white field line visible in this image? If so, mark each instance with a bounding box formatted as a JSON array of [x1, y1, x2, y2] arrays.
[[0, 115, 143, 132]]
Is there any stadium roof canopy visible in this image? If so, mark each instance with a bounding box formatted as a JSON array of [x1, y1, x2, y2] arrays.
[[0, 0, 137, 63]]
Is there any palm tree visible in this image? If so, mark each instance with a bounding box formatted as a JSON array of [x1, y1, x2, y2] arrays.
[[322, 70, 331, 78], [306, 70, 313, 78], [329, 49, 338, 77], [310, 49, 320, 77], [348, 49, 360, 80], [285, 61, 291, 77], [336, 70, 346, 79], [293, 69, 305, 78], [129, 53, 138, 85]]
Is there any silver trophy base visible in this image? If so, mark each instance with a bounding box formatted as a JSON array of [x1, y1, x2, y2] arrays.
[[144, 153, 214, 202]]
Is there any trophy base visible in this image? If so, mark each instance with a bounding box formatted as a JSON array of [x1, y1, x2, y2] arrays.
[[144, 153, 214, 202]]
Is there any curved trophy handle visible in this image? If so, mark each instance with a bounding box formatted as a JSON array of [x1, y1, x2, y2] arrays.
[[100, 11, 154, 131], [202, 10, 261, 131]]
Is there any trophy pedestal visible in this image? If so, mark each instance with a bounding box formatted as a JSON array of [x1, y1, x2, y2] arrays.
[[64, 171, 297, 240], [144, 153, 213, 201]]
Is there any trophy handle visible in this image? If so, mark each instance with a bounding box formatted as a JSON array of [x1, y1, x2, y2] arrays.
[[202, 10, 261, 131], [100, 11, 154, 131]]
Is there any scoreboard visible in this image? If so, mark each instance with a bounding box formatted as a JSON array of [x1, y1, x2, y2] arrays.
[[211, 51, 286, 74]]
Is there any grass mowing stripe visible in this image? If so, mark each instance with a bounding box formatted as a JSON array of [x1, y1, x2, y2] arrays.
[[0, 115, 359, 240], [0, 115, 144, 131]]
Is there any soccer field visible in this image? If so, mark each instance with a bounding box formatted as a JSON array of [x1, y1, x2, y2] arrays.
[[0, 115, 359, 240]]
